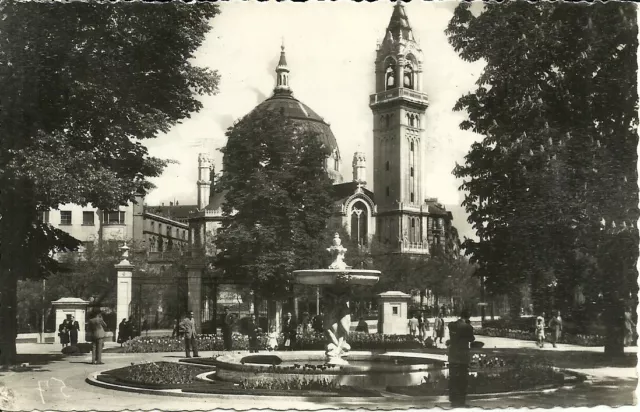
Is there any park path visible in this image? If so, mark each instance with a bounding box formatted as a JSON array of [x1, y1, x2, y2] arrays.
[[0, 337, 636, 411]]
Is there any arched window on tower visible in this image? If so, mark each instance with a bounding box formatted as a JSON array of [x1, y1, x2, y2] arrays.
[[404, 65, 414, 89], [410, 141, 415, 152], [386, 66, 396, 90], [351, 201, 369, 246]]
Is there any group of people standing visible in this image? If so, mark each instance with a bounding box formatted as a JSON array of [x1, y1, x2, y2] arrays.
[[117, 317, 141, 345], [58, 314, 81, 348]]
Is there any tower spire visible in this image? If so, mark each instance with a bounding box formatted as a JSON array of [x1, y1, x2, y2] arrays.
[[386, 1, 414, 42], [274, 40, 292, 95]]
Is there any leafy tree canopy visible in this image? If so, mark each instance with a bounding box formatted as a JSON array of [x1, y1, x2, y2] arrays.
[[215, 109, 334, 301], [0, 0, 220, 366], [447, 1, 638, 351]]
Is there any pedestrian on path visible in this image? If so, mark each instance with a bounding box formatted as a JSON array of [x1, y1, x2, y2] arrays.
[[535, 314, 546, 348], [246, 313, 261, 353], [58, 318, 71, 349], [87, 312, 107, 365], [69, 315, 80, 346], [549, 311, 563, 348], [624, 307, 636, 347], [179, 311, 199, 358], [418, 313, 429, 341], [433, 313, 445, 345], [221, 307, 234, 351], [282, 312, 297, 351], [117, 319, 127, 345], [448, 309, 475, 408], [408, 313, 419, 337]]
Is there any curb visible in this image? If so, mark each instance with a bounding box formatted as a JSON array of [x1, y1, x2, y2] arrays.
[[85, 368, 588, 404]]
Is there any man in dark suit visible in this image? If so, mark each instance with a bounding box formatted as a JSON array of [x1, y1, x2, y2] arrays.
[[87, 312, 108, 365], [246, 313, 261, 353], [448, 309, 476, 408], [179, 311, 199, 358], [221, 307, 233, 351], [282, 312, 297, 351]]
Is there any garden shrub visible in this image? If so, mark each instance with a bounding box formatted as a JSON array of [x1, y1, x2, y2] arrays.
[[122, 332, 425, 353]]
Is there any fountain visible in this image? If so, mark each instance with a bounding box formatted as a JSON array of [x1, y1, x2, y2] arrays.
[[293, 233, 381, 365]]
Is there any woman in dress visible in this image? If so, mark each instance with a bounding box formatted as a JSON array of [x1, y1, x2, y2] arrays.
[[58, 320, 70, 348]]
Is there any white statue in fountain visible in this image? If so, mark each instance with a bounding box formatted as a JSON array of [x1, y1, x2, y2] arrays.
[[293, 233, 381, 365], [327, 232, 350, 270]]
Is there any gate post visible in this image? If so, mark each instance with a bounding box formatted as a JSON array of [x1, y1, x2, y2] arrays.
[[115, 245, 134, 332], [186, 263, 205, 334]]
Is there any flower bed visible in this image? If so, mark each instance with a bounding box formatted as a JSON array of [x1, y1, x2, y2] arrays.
[[96, 361, 379, 397], [476, 327, 605, 346], [121, 332, 424, 353]]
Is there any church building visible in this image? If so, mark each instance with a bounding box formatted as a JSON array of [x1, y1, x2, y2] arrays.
[[189, 3, 453, 257]]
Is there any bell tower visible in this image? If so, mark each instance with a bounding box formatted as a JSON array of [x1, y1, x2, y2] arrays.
[[370, 2, 429, 253]]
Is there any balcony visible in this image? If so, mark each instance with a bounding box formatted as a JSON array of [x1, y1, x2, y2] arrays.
[[369, 88, 429, 108]]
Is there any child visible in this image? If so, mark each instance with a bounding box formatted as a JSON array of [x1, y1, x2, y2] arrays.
[[267, 326, 279, 351], [535, 315, 545, 348]]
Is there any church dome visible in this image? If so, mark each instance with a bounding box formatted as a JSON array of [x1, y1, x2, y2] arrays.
[[251, 44, 343, 183]]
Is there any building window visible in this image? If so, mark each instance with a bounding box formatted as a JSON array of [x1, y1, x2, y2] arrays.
[[404, 65, 414, 89], [410, 167, 414, 177], [385, 66, 396, 90], [385, 161, 389, 171], [60, 211, 72, 225], [392, 306, 399, 315], [166, 226, 171, 237], [103, 211, 125, 225], [151, 221, 155, 232], [411, 193, 415, 203], [386, 186, 390, 197], [334, 158, 339, 171], [410, 142, 414, 152], [82, 211, 95, 226], [38, 211, 50, 224]]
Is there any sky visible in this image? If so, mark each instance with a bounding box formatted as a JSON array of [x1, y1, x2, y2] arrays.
[[143, 0, 485, 240]]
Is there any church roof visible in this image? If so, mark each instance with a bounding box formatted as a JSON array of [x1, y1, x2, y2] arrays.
[[144, 205, 197, 221], [332, 181, 375, 202], [386, 2, 414, 42], [253, 95, 340, 155]]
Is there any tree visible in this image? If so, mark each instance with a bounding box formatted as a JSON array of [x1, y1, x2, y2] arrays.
[[0, 1, 220, 366], [215, 109, 334, 306], [447, 2, 638, 354]]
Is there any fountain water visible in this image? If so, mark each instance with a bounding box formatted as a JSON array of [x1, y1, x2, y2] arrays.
[[293, 233, 381, 365]]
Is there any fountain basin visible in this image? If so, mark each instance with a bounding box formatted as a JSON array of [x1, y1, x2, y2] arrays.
[[209, 351, 447, 389], [293, 269, 381, 286]]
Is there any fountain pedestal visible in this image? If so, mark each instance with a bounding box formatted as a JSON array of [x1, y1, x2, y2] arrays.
[[293, 233, 380, 365]]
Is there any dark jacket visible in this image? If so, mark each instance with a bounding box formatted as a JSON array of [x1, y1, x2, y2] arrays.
[[448, 319, 475, 365]]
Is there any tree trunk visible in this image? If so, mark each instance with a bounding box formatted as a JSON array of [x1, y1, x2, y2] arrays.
[[508, 287, 522, 319], [603, 299, 626, 356], [0, 271, 18, 368]]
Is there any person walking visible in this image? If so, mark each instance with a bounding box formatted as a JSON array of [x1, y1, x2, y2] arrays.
[[117, 318, 127, 345], [87, 312, 107, 365], [221, 307, 234, 351], [282, 312, 297, 351], [179, 311, 200, 358], [448, 309, 476, 408], [408, 313, 419, 337], [142, 318, 150, 337], [549, 311, 563, 348], [246, 313, 260, 353], [624, 307, 636, 347], [433, 312, 445, 346], [418, 313, 429, 341], [58, 317, 71, 349], [535, 314, 546, 348], [69, 315, 80, 346]]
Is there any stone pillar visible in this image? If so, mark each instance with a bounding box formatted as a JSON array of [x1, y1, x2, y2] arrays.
[[377, 291, 411, 335], [51, 298, 89, 344], [115, 245, 134, 332], [186, 263, 204, 333]]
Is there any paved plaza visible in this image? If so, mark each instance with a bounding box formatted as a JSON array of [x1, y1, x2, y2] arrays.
[[0, 335, 636, 411]]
